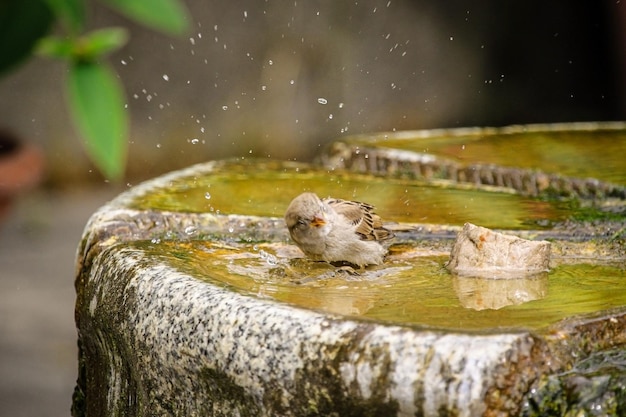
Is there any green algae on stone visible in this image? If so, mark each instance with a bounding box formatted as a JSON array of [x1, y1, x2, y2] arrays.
[[521, 348, 626, 416]]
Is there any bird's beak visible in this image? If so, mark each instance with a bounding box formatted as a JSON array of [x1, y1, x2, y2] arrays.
[[310, 215, 326, 227]]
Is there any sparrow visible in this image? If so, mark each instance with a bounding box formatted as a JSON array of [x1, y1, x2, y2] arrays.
[[284, 192, 394, 267]]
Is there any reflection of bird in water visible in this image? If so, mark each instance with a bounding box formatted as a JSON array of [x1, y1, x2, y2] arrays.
[[284, 192, 394, 267]]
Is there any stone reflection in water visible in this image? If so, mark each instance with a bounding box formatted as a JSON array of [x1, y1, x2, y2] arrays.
[[453, 273, 548, 311]]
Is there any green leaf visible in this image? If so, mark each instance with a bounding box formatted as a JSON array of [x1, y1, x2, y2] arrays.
[[36, 36, 75, 59], [0, 0, 54, 75], [38, 28, 129, 61], [67, 61, 128, 181], [101, 0, 190, 36], [43, 0, 85, 33], [78, 28, 129, 58]]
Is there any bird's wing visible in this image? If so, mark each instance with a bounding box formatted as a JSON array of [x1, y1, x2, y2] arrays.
[[324, 198, 394, 241]]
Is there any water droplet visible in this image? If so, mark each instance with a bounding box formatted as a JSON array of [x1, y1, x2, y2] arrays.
[[184, 226, 197, 236], [151, 238, 161, 244], [162, 74, 169, 81], [328, 114, 333, 119], [203, 192, 211, 200], [266, 254, 278, 266], [222, 105, 228, 110], [228, 227, 234, 233], [338, 102, 344, 108], [259, 250, 278, 265], [317, 97, 328, 105], [268, 59, 273, 65]]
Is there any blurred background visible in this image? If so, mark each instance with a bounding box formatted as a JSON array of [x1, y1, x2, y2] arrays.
[[1, 0, 624, 415]]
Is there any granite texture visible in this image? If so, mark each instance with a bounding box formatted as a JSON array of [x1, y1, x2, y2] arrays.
[[78, 245, 540, 416], [74, 160, 626, 416]]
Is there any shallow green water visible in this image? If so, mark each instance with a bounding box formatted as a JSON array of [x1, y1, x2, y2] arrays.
[[130, 160, 575, 230], [347, 128, 626, 185], [130, 240, 626, 332]]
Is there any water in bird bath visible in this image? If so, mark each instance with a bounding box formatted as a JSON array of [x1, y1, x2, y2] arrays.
[[129, 159, 577, 230], [122, 158, 625, 332], [123, 239, 625, 332]]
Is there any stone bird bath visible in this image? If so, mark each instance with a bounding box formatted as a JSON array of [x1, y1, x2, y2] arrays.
[[73, 123, 626, 416]]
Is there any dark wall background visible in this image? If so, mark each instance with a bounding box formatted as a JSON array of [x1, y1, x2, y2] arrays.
[[0, 0, 623, 185]]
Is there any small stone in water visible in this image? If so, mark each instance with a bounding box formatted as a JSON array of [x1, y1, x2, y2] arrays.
[[446, 223, 551, 278]]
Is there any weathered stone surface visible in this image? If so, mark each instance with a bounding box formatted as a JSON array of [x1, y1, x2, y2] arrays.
[[446, 223, 551, 278], [75, 243, 543, 416], [520, 348, 626, 416]]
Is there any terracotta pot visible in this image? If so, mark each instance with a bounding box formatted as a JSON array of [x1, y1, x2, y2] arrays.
[[0, 130, 45, 222]]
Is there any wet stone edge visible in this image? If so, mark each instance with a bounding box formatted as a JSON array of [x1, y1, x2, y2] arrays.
[[318, 142, 626, 201]]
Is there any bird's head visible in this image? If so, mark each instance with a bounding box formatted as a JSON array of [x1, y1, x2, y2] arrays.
[[284, 192, 330, 243]]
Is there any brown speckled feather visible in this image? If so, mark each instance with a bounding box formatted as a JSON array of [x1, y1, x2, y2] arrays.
[[324, 198, 394, 242]]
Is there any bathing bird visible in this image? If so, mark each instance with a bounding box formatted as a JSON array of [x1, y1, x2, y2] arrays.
[[284, 192, 394, 267]]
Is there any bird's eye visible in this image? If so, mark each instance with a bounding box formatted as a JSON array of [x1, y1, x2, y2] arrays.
[[296, 219, 308, 229]]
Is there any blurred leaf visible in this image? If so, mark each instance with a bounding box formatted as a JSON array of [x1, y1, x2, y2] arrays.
[[38, 28, 129, 61], [67, 61, 128, 181], [0, 0, 54, 75], [101, 0, 190, 36], [43, 0, 85, 33], [75, 28, 129, 59], [36, 36, 75, 59]]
